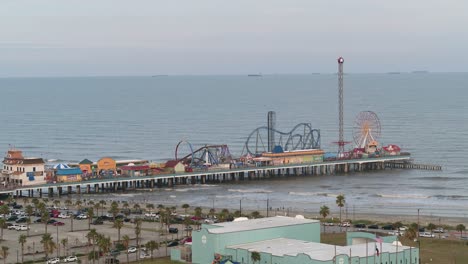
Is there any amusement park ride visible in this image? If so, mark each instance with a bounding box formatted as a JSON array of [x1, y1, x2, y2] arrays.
[[174, 57, 396, 168]]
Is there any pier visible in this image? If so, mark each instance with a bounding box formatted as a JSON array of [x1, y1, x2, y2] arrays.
[[1, 155, 419, 197]]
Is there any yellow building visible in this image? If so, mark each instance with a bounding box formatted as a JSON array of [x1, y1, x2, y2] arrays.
[[97, 157, 116, 174]]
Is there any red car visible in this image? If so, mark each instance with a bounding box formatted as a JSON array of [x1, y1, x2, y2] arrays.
[[52, 221, 65, 226]]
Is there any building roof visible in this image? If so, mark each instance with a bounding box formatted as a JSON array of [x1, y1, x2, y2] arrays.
[[79, 159, 93, 164], [227, 238, 411, 261], [56, 168, 82, 175], [206, 216, 318, 234], [120, 165, 150, 171], [165, 160, 182, 168]]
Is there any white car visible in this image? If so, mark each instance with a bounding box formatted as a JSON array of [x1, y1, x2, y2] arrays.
[[62, 255, 78, 262], [127, 247, 137, 253], [140, 252, 151, 259], [46, 257, 60, 264], [399, 226, 408, 231], [144, 212, 157, 218], [76, 214, 88, 219], [340, 222, 351, 227], [58, 213, 71, 219], [15, 225, 29, 231], [419, 232, 435, 238], [8, 224, 20, 230]]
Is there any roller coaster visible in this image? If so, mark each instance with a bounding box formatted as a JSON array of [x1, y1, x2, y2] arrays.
[[175, 140, 233, 167], [243, 123, 321, 156]]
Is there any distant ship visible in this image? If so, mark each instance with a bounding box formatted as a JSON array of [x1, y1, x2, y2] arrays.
[[248, 74, 262, 77], [411, 70, 429, 74]]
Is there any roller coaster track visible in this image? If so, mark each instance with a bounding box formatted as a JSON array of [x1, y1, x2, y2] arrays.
[[244, 123, 320, 155]]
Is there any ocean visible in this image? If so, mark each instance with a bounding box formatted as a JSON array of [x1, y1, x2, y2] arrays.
[[1, 73, 467, 219]]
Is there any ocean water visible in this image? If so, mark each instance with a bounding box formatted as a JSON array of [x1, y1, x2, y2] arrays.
[[1, 73, 467, 219]]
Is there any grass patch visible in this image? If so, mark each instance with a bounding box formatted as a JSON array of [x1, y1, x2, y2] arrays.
[[321, 232, 468, 263]]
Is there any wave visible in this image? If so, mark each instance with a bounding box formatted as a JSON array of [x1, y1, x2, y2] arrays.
[[374, 194, 431, 199], [289, 191, 328, 197], [433, 195, 468, 200], [453, 170, 468, 174], [228, 188, 273, 194], [413, 176, 464, 181]]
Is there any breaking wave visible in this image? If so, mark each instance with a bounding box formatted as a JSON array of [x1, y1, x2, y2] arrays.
[[228, 188, 273, 193]]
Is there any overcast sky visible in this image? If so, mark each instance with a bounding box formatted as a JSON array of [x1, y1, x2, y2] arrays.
[[1, 0, 467, 77]]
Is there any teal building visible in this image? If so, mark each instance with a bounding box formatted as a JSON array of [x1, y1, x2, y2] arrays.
[[171, 216, 419, 264]]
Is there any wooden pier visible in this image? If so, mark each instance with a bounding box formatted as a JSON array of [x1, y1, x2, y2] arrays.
[[0, 155, 439, 198]]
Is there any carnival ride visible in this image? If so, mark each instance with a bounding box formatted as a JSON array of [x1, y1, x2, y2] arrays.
[[243, 123, 321, 156], [175, 140, 232, 167], [352, 111, 381, 149]]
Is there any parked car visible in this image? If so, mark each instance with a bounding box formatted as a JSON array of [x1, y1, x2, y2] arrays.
[[47, 219, 57, 225], [368, 224, 379, 229], [167, 241, 179, 247], [323, 222, 334, 226], [92, 219, 104, 225], [109, 249, 120, 257], [382, 225, 394, 230], [62, 255, 78, 262], [399, 226, 408, 231], [104, 258, 120, 264], [15, 217, 27, 223], [76, 214, 88, 219], [168, 227, 179, 234], [354, 223, 366, 228], [127, 247, 137, 253], [184, 226, 193, 231], [15, 225, 29, 231], [58, 213, 71, 219], [46, 257, 60, 264], [52, 221, 65, 226], [6, 215, 18, 222], [434, 227, 444, 233], [8, 224, 20, 230], [419, 232, 435, 238], [140, 252, 151, 259], [340, 222, 351, 227], [144, 212, 157, 218]]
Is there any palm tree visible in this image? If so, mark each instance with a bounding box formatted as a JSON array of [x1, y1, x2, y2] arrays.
[[209, 208, 216, 219], [99, 200, 107, 216], [427, 223, 436, 233], [113, 219, 124, 242], [133, 203, 141, 214], [122, 235, 130, 264], [65, 199, 73, 210], [75, 200, 83, 211], [145, 240, 159, 260], [146, 203, 155, 213], [54, 199, 61, 209], [19, 234, 27, 263], [86, 229, 99, 264], [110, 201, 120, 221], [87, 207, 95, 230], [251, 251, 261, 264], [135, 219, 142, 261], [25, 204, 34, 236], [0, 246, 8, 264], [93, 203, 100, 216], [336, 194, 345, 231], [97, 234, 112, 262], [41, 209, 51, 234], [23, 197, 30, 206], [194, 207, 202, 218], [320, 205, 330, 232], [456, 224, 466, 238], [182, 204, 190, 214], [405, 226, 417, 240], [41, 233, 56, 260], [42, 198, 50, 207], [0, 219, 6, 241], [0, 205, 9, 219], [61, 238, 69, 257]]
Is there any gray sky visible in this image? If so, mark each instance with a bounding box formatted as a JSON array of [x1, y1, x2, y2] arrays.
[[1, 0, 467, 77]]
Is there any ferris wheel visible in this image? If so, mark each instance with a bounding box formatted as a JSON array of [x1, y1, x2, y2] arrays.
[[352, 111, 381, 148]]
